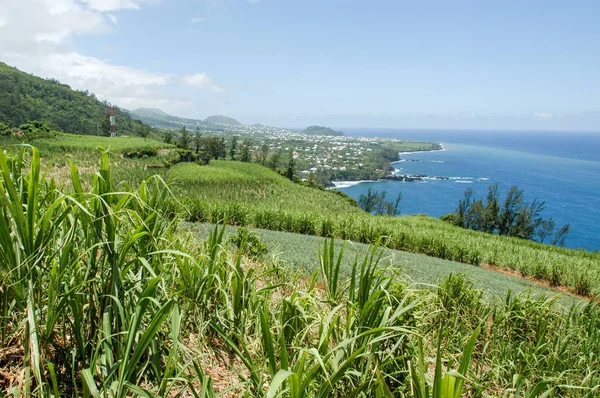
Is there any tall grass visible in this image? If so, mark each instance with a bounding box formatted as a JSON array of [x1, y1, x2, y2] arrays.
[[2, 145, 600, 396]]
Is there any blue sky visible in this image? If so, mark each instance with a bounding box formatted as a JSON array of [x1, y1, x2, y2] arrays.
[[1, 0, 599, 130]]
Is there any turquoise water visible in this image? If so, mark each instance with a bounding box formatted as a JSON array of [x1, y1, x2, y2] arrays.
[[339, 129, 600, 252]]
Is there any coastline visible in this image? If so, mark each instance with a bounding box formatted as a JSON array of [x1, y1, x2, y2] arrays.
[[331, 143, 446, 188], [397, 143, 446, 156]]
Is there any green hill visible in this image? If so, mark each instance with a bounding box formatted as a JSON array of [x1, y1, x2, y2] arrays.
[[0, 62, 145, 135], [204, 114, 242, 125], [304, 125, 344, 136]]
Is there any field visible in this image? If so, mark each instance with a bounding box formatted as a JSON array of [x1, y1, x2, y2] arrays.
[[169, 160, 600, 297], [2, 146, 600, 396], [32, 133, 174, 152], [191, 223, 581, 307], [168, 161, 361, 214]]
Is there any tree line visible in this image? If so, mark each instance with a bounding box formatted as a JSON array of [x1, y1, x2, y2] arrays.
[[166, 126, 297, 180], [443, 184, 570, 246]]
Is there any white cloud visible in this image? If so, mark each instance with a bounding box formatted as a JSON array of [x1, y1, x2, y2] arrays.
[[189, 17, 205, 23], [182, 73, 225, 94], [532, 112, 553, 120], [107, 13, 119, 25], [182, 73, 213, 88], [79, 0, 155, 12], [0, 0, 223, 113]]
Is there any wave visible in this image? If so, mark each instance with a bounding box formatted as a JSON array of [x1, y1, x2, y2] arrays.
[[331, 180, 378, 188]]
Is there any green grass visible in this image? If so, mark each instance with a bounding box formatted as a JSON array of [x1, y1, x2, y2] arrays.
[[33, 132, 174, 152], [170, 160, 600, 297], [169, 160, 361, 214], [191, 223, 581, 307], [2, 146, 600, 396]]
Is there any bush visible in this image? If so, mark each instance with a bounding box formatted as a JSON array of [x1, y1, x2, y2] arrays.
[[228, 227, 268, 259], [122, 147, 158, 158], [18, 120, 58, 140], [0, 122, 11, 136]]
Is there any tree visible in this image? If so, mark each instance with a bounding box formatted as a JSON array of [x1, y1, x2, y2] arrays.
[[204, 137, 227, 160], [536, 218, 556, 244], [240, 140, 252, 162], [498, 186, 524, 236], [164, 131, 173, 144], [286, 148, 296, 180], [229, 135, 239, 160], [178, 126, 190, 149], [267, 151, 281, 170], [193, 134, 203, 154], [134, 123, 149, 139], [358, 188, 379, 213], [99, 110, 111, 137], [552, 223, 571, 247], [255, 143, 270, 165], [484, 184, 500, 233], [358, 188, 403, 216], [0, 122, 11, 136], [446, 184, 569, 246]]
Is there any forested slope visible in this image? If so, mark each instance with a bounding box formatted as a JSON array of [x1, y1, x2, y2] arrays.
[[0, 62, 144, 135]]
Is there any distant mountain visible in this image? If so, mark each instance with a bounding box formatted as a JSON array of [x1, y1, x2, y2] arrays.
[[132, 108, 172, 117], [130, 108, 203, 129], [304, 125, 344, 136], [0, 62, 145, 135], [204, 115, 242, 126], [130, 109, 242, 129]]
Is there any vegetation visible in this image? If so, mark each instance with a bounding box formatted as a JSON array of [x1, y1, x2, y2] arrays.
[[0, 62, 151, 136], [303, 125, 344, 136], [444, 184, 571, 246], [358, 188, 403, 216], [1, 147, 600, 396], [165, 161, 600, 297]]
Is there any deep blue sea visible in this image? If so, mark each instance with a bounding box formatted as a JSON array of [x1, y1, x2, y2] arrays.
[[339, 129, 600, 252]]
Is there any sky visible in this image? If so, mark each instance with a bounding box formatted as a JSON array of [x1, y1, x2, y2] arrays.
[[1, 0, 599, 130]]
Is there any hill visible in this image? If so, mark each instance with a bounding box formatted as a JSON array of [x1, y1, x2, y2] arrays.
[[130, 108, 242, 129], [304, 125, 344, 136], [0, 62, 144, 135], [204, 114, 242, 125], [130, 107, 202, 129]]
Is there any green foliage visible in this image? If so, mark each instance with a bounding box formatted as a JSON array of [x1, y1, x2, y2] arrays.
[[1, 144, 600, 396], [358, 187, 403, 215], [0, 62, 146, 135], [449, 184, 571, 246], [18, 120, 58, 140], [0, 122, 11, 136], [178, 126, 191, 148], [164, 130, 173, 144], [240, 140, 252, 162], [228, 227, 268, 258], [303, 125, 344, 136]]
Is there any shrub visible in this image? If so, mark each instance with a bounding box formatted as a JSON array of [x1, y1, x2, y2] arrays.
[[228, 227, 268, 259], [122, 146, 158, 158]]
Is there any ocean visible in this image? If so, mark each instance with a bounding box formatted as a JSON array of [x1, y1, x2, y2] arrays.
[[339, 129, 600, 252]]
